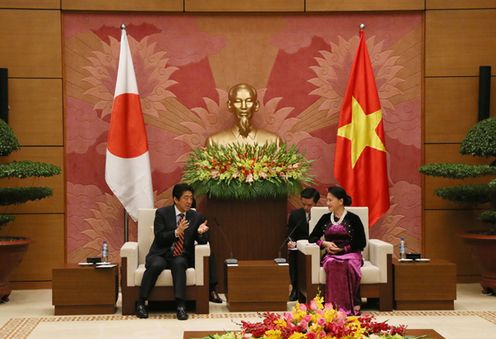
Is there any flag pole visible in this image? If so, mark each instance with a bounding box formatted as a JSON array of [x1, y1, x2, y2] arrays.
[[124, 210, 129, 242], [121, 23, 129, 244]]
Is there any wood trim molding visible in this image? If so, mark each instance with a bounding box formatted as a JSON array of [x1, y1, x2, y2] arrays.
[[61, 0, 183, 12], [427, 0, 496, 10], [185, 0, 304, 12], [0, 0, 59, 9], [306, 0, 425, 12]]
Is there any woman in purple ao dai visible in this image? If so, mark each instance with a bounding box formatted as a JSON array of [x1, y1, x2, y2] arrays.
[[308, 186, 366, 315]]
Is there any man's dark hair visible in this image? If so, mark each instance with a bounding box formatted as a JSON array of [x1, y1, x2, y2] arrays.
[[300, 187, 320, 203], [172, 183, 194, 200]]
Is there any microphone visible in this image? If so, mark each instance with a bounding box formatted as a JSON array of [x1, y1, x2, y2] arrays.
[[274, 217, 306, 264], [213, 218, 238, 265]]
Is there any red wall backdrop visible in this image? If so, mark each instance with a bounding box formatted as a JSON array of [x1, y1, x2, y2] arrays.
[[63, 13, 422, 263]]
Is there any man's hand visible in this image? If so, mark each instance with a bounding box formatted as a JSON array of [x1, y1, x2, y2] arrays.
[[288, 241, 297, 249], [176, 218, 189, 236], [197, 220, 209, 234]]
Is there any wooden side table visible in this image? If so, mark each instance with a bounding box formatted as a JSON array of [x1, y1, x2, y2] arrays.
[[393, 259, 456, 310], [52, 264, 118, 315], [225, 260, 289, 312]]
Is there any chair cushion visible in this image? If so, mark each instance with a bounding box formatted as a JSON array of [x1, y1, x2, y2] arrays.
[[134, 264, 196, 286], [318, 260, 381, 285]]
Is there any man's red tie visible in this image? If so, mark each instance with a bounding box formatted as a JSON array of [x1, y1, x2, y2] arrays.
[[173, 213, 185, 256]]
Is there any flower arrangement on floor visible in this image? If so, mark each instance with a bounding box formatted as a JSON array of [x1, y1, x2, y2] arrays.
[[200, 295, 406, 339], [183, 143, 313, 200]]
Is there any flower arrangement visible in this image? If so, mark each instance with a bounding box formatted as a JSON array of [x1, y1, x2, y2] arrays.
[[183, 143, 313, 200], [200, 295, 406, 339]]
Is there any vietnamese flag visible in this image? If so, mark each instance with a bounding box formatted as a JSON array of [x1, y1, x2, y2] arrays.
[[334, 29, 390, 227], [105, 26, 154, 221]]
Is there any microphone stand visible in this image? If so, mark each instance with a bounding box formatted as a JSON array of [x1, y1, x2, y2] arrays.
[[274, 217, 306, 264], [213, 218, 238, 265]]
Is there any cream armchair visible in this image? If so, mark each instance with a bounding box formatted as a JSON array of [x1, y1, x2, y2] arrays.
[[120, 208, 211, 315], [297, 206, 393, 311]]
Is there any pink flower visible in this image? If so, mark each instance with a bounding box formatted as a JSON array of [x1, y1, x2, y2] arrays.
[[245, 173, 254, 183], [317, 318, 326, 326]]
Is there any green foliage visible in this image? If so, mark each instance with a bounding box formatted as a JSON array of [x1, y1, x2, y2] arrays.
[[460, 118, 496, 157], [479, 211, 496, 225], [0, 161, 61, 179], [419, 164, 496, 179], [0, 215, 15, 225], [0, 187, 54, 206], [0, 119, 61, 228], [435, 185, 491, 204], [420, 117, 496, 232], [183, 143, 313, 200], [0, 119, 20, 156]]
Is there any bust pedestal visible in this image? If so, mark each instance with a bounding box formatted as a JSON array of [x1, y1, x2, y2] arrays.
[[203, 197, 287, 292]]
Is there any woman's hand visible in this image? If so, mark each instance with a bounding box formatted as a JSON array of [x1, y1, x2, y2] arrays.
[[323, 241, 342, 254]]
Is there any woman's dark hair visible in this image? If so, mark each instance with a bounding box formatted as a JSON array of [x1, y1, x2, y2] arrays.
[[327, 186, 352, 206]]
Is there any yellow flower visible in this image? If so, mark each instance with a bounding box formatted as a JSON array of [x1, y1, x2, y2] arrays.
[[315, 295, 324, 309], [274, 319, 287, 328], [263, 329, 282, 339], [345, 317, 365, 339], [323, 308, 338, 322], [291, 303, 306, 322], [288, 333, 306, 339], [308, 323, 323, 333]]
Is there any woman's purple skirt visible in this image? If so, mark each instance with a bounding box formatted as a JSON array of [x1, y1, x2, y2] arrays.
[[321, 251, 363, 315]]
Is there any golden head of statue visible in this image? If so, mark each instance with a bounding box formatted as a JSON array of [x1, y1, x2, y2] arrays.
[[205, 83, 282, 147]]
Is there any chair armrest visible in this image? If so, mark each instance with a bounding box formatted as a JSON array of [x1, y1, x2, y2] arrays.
[[297, 240, 321, 285], [120, 242, 138, 287], [194, 242, 211, 286], [368, 239, 393, 283]]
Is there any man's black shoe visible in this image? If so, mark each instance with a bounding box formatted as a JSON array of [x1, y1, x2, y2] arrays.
[[209, 290, 223, 303], [176, 305, 189, 320], [288, 289, 298, 302], [135, 302, 149, 319]]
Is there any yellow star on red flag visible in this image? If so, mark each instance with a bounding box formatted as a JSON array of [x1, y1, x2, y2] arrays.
[[337, 97, 386, 168]]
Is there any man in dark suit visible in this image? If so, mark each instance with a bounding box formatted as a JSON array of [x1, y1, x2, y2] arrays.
[[136, 183, 209, 320], [287, 187, 320, 301]]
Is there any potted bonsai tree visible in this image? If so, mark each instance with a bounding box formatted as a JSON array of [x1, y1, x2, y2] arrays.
[[420, 117, 496, 294], [0, 119, 61, 302]]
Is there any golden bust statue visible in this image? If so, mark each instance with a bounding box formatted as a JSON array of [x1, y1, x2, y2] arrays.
[[205, 83, 282, 147]]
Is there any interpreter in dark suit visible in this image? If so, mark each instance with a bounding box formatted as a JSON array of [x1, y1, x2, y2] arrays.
[[136, 183, 209, 320], [287, 187, 320, 301]]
